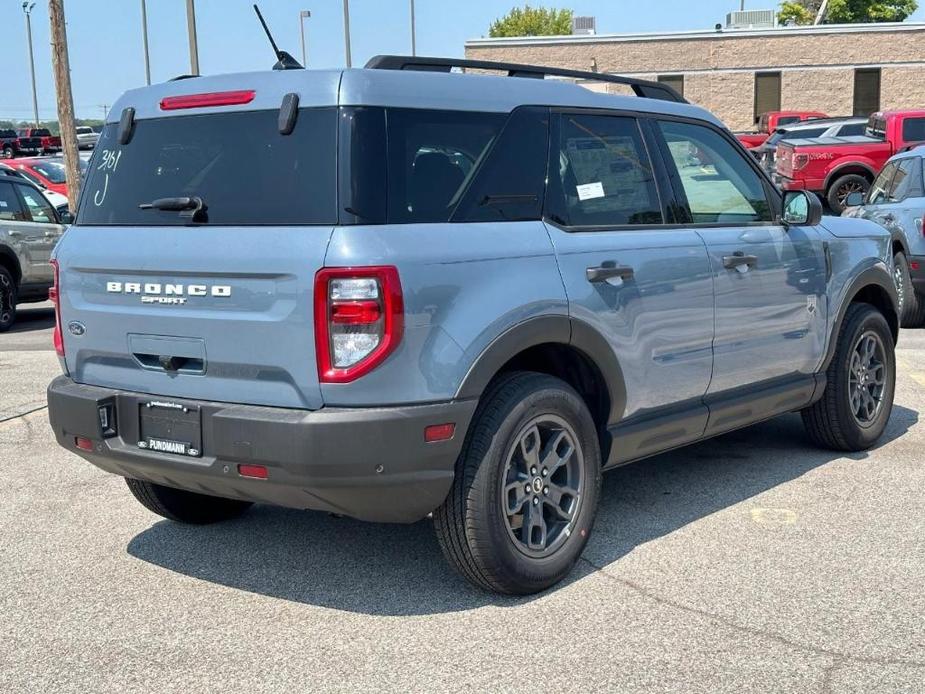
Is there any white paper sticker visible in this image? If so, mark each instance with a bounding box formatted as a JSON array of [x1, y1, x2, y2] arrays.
[[576, 181, 605, 201], [0, 201, 7, 208]]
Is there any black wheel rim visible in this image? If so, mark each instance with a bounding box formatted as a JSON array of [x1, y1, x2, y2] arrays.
[[501, 414, 583, 558], [0, 272, 13, 327], [848, 331, 887, 426], [836, 181, 865, 207], [894, 264, 906, 313]]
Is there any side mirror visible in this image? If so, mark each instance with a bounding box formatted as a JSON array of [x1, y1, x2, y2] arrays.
[[58, 209, 74, 225], [844, 191, 865, 208], [781, 190, 822, 227]]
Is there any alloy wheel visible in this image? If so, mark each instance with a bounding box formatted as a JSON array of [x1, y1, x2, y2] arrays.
[[848, 330, 887, 426], [894, 264, 906, 313], [0, 272, 14, 328]]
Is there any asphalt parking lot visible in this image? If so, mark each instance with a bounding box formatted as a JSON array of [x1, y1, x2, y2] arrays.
[[2, 302, 924, 693]]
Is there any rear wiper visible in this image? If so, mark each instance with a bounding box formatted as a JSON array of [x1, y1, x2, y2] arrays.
[[139, 196, 207, 222]]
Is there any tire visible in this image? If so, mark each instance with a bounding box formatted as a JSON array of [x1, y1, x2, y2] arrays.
[[0, 265, 18, 333], [1, 146, 13, 159], [125, 478, 253, 524], [826, 174, 870, 214], [802, 303, 895, 451], [892, 252, 925, 328], [434, 372, 602, 595]]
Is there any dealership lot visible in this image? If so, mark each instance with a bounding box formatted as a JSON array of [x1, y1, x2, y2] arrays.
[[2, 303, 924, 693]]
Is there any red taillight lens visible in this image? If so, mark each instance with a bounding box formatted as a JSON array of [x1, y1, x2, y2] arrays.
[[75, 436, 93, 451], [424, 423, 456, 443], [314, 266, 403, 384], [159, 90, 255, 111], [49, 259, 64, 357], [238, 464, 268, 479]]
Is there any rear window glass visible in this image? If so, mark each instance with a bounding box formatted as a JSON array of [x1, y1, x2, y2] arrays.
[[902, 117, 925, 143], [0, 130, 15, 138], [32, 129, 51, 137], [77, 108, 337, 226], [30, 160, 67, 184], [781, 127, 826, 141]]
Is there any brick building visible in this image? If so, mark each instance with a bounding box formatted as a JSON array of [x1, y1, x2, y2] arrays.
[[464, 22, 925, 131]]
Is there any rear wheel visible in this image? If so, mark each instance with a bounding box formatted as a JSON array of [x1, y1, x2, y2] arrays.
[[434, 372, 601, 595], [125, 478, 253, 524], [0, 266, 17, 333], [826, 174, 870, 214], [1, 146, 13, 159], [801, 303, 895, 451], [893, 252, 925, 328]]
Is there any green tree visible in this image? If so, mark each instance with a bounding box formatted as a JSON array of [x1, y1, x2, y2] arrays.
[[779, 0, 918, 25], [488, 5, 573, 37]]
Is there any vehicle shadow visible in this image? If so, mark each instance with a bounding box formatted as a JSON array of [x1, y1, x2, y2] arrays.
[[9, 306, 55, 333], [126, 405, 917, 616]]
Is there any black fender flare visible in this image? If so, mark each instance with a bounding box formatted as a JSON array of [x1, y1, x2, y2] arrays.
[[455, 315, 627, 426], [822, 264, 898, 372], [889, 231, 910, 257]]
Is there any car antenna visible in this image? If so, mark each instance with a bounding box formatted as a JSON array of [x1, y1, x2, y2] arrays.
[[253, 4, 303, 70]]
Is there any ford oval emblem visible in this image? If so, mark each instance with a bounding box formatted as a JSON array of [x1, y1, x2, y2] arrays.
[[67, 321, 86, 336]]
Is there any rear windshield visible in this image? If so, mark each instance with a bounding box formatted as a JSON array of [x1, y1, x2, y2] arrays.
[[30, 160, 67, 184], [77, 108, 337, 226], [0, 130, 14, 138], [32, 129, 51, 137]]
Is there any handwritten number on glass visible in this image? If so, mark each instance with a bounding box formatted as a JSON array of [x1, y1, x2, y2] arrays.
[[93, 149, 122, 207]]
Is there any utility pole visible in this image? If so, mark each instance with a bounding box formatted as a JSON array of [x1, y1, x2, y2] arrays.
[[48, 0, 81, 210], [299, 10, 310, 67], [98, 104, 109, 121], [22, 3, 40, 127], [342, 0, 352, 68], [186, 0, 200, 75], [814, 0, 829, 24], [410, 0, 416, 56], [141, 0, 151, 84]]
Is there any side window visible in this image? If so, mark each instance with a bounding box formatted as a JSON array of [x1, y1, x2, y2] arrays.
[[902, 117, 925, 143], [777, 116, 800, 126], [889, 158, 923, 202], [657, 120, 772, 224], [867, 162, 898, 205], [0, 182, 27, 222], [839, 123, 866, 137], [17, 185, 55, 223], [548, 113, 662, 227]]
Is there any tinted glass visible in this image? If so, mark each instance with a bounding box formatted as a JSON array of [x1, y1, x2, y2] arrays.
[[452, 107, 549, 223], [781, 127, 826, 141], [17, 185, 55, 223], [658, 120, 772, 224], [30, 160, 67, 184], [890, 158, 923, 201], [902, 117, 925, 143], [32, 129, 51, 137], [839, 123, 866, 136], [77, 108, 337, 226], [777, 116, 800, 126], [549, 114, 661, 227], [0, 130, 15, 138], [0, 182, 26, 222], [867, 162, 897, 204]]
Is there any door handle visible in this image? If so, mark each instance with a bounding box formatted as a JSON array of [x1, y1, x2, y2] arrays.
[[7, 230, 21, 238], [723, 252, 758, 270], [586, 263, 635, 283]]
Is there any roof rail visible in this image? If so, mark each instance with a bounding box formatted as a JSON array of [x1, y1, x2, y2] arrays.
[[364, 55, 688, 104]]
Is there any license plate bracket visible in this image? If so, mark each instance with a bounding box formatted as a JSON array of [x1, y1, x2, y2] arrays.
[[138, 400, 202, 457]]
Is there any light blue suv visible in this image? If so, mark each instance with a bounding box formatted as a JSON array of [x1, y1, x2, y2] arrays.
[[47, 55, 899, 594], [843, 146, 925, 327]]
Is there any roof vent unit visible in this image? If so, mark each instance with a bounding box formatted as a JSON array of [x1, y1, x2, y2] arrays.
[[725, 9, 776, 29], [571, 16, 596, 35]]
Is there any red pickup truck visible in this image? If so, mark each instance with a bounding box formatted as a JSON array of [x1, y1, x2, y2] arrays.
[[735, 110, 829, 148], [16, 127, 62, 155], [775, 109, 925, 213]]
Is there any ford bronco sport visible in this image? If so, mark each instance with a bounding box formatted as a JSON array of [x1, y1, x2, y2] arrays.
[[47, 55, 899, 595]]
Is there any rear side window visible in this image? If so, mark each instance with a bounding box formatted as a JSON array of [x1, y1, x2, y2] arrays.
[[547, 113, 662, 227], [0, 182, 26, 222], [902, 117, 925, 143], [658, 119, 772, 224], [839, 123, 866, 137], [777, 116, 800, 126], [782, 127, 826, 141], [889, 158, 923, 202], [77, 108, 337, 226], [17, 185, 56, 223], [867, 162, 898, 204]]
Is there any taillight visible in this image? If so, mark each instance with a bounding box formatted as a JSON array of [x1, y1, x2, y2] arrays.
[[792, 153, 810, 171], [916, 218, 923, 236], [49, 259, 64, 357], [314, 267, 403, 383], [159, 90, 255, 111]]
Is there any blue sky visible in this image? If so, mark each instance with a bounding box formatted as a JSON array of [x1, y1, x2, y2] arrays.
[[3, 0, 925, 121]]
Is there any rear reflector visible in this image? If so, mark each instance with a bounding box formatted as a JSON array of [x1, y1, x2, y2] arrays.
[[238, 464, 268, 480], [49, 259, 64, 357], [424, 423, 456, 443], [911, 260, 921, 271], [75, 436, 93, 451], [160, 90, 256, 111]]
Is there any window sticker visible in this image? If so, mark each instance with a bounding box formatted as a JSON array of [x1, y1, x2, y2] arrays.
[[0, 201, 7, 208], [576, 181, 605, 201]]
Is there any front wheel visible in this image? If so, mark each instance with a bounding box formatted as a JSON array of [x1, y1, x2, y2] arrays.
[[802, 303, 895, 451], [434, 372, 601, 595]]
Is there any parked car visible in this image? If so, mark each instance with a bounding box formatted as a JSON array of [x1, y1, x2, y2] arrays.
[[75, 126, 99, 150], [1, 129, 43, 159], [0, 162, 69, 211], [46, 55, 899, 595], [843, 146, 925, 327], [752, 117, 867, 174], [5, 157, 86, 197], [735, 110, 829, 148], [0, 172, 69, 331], [775, 109, 925, 213], [16, 127, 62, 155]]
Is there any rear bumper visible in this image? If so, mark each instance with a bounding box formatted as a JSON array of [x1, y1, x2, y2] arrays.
[[774, 175, 824, 194], [909, 255, 925, 292], [47, 376, 477, 523]]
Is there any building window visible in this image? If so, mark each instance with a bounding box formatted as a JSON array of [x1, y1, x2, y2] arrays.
[[754, 72, 781, 125], [657, 74, 684, 98], [853, 68, 881, 117]]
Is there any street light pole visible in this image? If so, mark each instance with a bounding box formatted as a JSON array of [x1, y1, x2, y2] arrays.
[[342, 0, 352, 68], [186, 0, 200, 75], [299, 10, 311, 67], [22, 3, 40, 127], [410, 0, 416, 56], [141, 0, 151, 84]]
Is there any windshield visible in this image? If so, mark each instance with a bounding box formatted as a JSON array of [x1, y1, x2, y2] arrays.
[[77, 108, 338, 226], [30, 160, 67, 183], [0, 130, 14, 138]]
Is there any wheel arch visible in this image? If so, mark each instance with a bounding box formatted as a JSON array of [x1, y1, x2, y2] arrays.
[[0, 244, 22, 285], [890, 232, 910, 258], [824, 162, 876, 194]]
